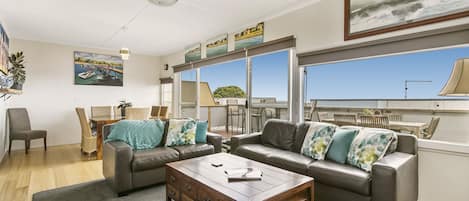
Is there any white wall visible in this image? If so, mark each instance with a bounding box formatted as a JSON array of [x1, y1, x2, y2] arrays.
[[6, 39, 161, 150], [160, 2, 469, 201]]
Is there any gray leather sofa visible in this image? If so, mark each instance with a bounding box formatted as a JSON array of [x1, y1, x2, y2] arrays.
[[231, 119, 418, 201], [102, 122, 223, 195]]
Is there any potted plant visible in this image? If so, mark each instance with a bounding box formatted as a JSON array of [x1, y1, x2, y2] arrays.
[[8, 51, 26, 90], [117, 100, 132, 117]]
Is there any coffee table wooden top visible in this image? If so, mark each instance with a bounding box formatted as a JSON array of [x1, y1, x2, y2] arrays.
[[166, 153, 314, 201]]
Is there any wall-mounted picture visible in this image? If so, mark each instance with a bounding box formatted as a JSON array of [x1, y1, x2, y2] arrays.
[[0, 22, 9, 75], [74, 51, 123, 86], [235, 22, 264, 50], [206, 34, 228, 58], [185, 43, 201, 63], [345, 0, 469, 40]]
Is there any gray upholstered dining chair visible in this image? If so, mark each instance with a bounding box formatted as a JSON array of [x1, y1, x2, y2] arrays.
[[7, 108, 47, 154]]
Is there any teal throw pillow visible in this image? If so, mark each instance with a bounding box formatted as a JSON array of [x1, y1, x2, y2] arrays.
[[105, 120, 165, 150], [196, 121, 208, 143], [326, 128, 358, 164]]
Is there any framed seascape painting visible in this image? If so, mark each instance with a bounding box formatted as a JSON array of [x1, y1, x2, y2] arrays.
[[0, 22, 9, 75], [206, 34, 228, 58], [235, 22, 264, 50], [74, 51, 124, 86], [185, 43, 201, 63], [345, 0, 469, 40]]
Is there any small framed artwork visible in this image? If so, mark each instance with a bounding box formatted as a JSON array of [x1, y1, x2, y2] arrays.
[[345, 0, 469, 40], [206, 34, 228, 58], [185, 43, 202, 63], [235, 22, 264, 50], [0, 22, 9, 75]]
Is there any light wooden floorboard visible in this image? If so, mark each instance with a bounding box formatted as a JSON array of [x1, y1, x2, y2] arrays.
[[0, 144, 103, 201]]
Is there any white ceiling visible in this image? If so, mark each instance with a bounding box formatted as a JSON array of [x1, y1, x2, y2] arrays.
[[0, 0, 318, 56]]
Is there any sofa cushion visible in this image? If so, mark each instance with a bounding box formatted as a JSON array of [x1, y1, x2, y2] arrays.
[[308, 160, 371, 195], [268, 150, 316, 174], [233, 144, 278, 164], [172, 144, 214, 160], [261, 119, 297, 150], [292, 123, 310, 153], [132, 147, 179, 172]]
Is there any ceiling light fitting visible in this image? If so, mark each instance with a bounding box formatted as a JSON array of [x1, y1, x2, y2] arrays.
[[148, 0, 178, 7], [120, 48, 130, 60]]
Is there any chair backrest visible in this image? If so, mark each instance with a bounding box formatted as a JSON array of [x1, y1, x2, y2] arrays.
[[75, 107, 92, 138], [159, 106, 168, 119], [386, 113, 402, 121], [333, 113, 357, 126], [151, 106, 161, 117], [113, 106, 122, 117], [91, 106, 112, 118], [359, 115, 389, 129], [126, 107, 151, 120], [424, 116, 440, 139], [7, 108, 31, 134]]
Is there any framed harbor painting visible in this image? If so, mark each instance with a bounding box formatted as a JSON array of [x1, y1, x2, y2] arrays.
[[206, 34, 228, 58], [0, 22, 9, 75], [235, 22, 264, 50], [185, 43, 201, 63], [74, 51, 123, 86], [345, 0, 469, 40]]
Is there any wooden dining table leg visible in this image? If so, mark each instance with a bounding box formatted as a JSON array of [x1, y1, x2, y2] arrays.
[[96, 121, 104, 160]]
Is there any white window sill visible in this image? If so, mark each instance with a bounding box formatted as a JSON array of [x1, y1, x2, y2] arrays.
[[418, 139, 469, 155]]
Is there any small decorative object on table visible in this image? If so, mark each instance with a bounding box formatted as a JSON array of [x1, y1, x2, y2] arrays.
[[117, 100, 132, 117], [224, 168, 263, 181], [8, 51, 26, 90]]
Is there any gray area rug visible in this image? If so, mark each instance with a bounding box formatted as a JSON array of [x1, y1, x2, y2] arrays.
[[32, 180, 166, 201]]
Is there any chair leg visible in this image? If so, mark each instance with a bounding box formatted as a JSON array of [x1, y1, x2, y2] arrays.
[[8, 139, 12, 155], [25, 140, 29, 154], [44, 137, 47, 151]]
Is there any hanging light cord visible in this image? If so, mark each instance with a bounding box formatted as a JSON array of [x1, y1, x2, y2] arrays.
[[101, 3, 151, 45]]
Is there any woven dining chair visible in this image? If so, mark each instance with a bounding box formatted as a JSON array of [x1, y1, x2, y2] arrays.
[[159, 106, 169, 119], [126, 107, 151, 120], [75, 108, 97, 155], [359, 115, 390, 129], [333, 113, 357, 126], [151, 106, 161, 118], [91, 106, 112, 118], [422, 116, 440, 139]]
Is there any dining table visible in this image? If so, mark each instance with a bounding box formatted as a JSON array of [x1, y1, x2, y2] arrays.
[[321, 118, 428, 138], [90, 116, 123, 160]]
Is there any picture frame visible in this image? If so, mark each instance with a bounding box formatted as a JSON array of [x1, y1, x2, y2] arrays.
[[74, 51, 124, 86], [344, 0, 469, 40]]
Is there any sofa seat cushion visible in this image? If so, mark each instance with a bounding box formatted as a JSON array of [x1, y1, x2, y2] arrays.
[[268, 150, 315, 174], [172, 144, 214, 160], [132, 147, 179, 172], [233, 144, 278, 164], [308, 160, 371, 195]]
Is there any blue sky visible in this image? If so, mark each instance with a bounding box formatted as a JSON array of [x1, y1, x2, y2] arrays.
[[182, 46, 468, 101]]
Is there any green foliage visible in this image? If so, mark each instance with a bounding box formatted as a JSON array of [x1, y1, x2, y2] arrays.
[[118, 100, 132, 109], [8, 51, 26, 84], [213, 86, 245, 98]]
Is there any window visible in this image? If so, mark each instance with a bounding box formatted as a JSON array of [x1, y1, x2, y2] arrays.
[[161, 83, 173, 118], [181, 70, 197, 118], [304, 46, 469, 144]]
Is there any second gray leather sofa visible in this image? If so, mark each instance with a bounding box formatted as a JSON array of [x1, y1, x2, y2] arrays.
[[231, 119, 418, 201]]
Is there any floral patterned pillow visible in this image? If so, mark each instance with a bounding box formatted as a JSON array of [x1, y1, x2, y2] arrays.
[[301, 122, 337, 160], [346, 128, 396, 172], [164, 119, 197, 147]]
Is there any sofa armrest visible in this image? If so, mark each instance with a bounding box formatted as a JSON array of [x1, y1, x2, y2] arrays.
[[230, 132, 262, 153], [102, 124, 115, 141], [103, 141, 133, 194], [372, 152, 418, 201], [206, 132, 223, 153]]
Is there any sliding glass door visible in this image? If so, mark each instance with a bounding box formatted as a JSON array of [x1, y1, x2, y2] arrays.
[[249, 50, 290, 132], [176, 48, 293, 137]]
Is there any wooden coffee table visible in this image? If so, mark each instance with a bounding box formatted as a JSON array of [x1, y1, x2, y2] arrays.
[[166, 153, 314, 201]]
